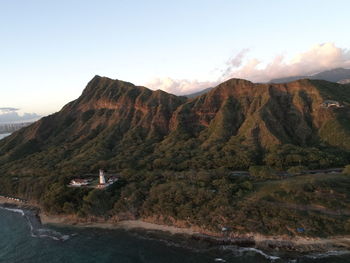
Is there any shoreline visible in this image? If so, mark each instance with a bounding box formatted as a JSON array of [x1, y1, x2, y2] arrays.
[[1, 197, 350, 253], [40, 213, 200, 236]]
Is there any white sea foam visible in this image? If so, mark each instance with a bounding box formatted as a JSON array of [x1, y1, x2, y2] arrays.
[[31, 227, 71, 241], [238, 247, 280, 261], [222, 245, 280, 261], [28, 222, 71, 241], [305, 250, 350, 259], [0, 206, 71, 241], [214, 258, 226, 262], [0, 207, 25, 216]]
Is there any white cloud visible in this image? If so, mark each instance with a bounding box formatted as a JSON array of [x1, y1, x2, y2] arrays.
[[146, 77, 218, 96], [0, 108, 41, 123], [221, 48, 250, 78], [146, 43, 350, 95], [223, 43, 350, 82]]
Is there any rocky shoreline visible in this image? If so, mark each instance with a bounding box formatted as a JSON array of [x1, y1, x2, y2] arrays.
[[190, 233, 350, 253], [1, 198, 349, 254]]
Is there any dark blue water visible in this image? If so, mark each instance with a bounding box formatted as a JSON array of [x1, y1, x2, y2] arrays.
[[0, 208, 349, 263]]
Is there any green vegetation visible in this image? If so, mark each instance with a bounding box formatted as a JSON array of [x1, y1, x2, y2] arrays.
[[249, 166, 279, 179], [1, 169, 350, 237], [1, 77, 350, 237]]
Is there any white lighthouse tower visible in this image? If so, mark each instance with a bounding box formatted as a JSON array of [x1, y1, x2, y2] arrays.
[[99, 169, 106, 185]]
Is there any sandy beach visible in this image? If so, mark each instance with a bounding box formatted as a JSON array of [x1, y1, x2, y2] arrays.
[[0, 196, 197, 236], [39, 212, 350, 252], [40, 213, 199, 235]]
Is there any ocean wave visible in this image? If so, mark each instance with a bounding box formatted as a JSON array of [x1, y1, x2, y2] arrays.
[[0, 206, 71, 242], [132, 230, 283, 261], [305, 250, 350, 259], [222, 245, 280, 261], [130, 231, 199, 250], [30, 227, 71, 241], [238, 247, 280, 261], [0, 206, 25, 216], [214, 258, 226, 262]]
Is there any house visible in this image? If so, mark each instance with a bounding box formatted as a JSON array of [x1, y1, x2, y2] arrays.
[[69, 179, 90, 187], [108, 176, 118, 184], [321, 100, 342, 108]]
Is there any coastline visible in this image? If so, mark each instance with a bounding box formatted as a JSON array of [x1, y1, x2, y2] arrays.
[[40, 213, 199, 235], [1, 197, 350, 253]]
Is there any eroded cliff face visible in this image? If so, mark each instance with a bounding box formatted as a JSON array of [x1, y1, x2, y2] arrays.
[[0, 76, 350, 174], [1, 76, 185, 151], [168, 78, 345, 149]]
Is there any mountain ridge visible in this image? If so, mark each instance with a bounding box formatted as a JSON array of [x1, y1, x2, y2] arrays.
[[1, 76, 350, 175], [185, 68, 350, 98]]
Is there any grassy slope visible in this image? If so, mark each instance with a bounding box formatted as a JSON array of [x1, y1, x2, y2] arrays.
[[231, 173, 350, 237]]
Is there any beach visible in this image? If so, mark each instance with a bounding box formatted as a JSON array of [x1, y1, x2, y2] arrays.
[[40, 213, 199, 235], [1, 196, 350, 253]]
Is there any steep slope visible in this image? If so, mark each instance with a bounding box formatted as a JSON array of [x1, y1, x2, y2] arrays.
[[0, 76, 186, 175], [154, 79, 350, 169], [1, 76, 350, 175], [175, 78, 350, 147]]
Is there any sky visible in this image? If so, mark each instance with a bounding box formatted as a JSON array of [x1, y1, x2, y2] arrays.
[[0, 0, 350, 117]]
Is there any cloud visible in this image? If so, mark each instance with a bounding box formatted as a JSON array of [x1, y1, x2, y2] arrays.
[[221, 48, 250, 78], [146, 43, 350, 95], [0, 107, 19, 113], [0, 108, 41, 123], [146, 77, 219, 96], [223, 43, 350, 82]]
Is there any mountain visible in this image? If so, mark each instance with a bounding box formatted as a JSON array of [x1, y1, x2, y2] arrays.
[[1, 76, 350, 176], [186, 68, 350, 99], [270, 67, 350, 83], [185, 87, 213, 98], [2, 75, 350, 238]]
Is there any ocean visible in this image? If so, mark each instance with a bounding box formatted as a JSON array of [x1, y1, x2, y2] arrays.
[[0, 208, 349, 263]]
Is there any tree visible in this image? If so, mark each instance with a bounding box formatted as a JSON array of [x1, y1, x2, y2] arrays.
[[249, 166, 279, 180]]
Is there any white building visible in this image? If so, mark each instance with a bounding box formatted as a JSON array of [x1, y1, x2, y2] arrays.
[[99, 169, 106, 184], [96, 170, 118, 189], [70, 179, 89, 187], [321, 100, 342, 108]]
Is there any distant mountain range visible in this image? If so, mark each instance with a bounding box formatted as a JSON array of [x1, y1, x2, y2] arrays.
[[270, 67, 350, 84], [185, 68, 350, 98]]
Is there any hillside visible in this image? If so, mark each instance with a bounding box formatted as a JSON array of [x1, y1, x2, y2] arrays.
[[1, 75, 350, 238], [1, 76, 350, 176]]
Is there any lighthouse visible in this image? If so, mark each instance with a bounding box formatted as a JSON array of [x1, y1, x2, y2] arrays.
[[99, 169, 106, 184]]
